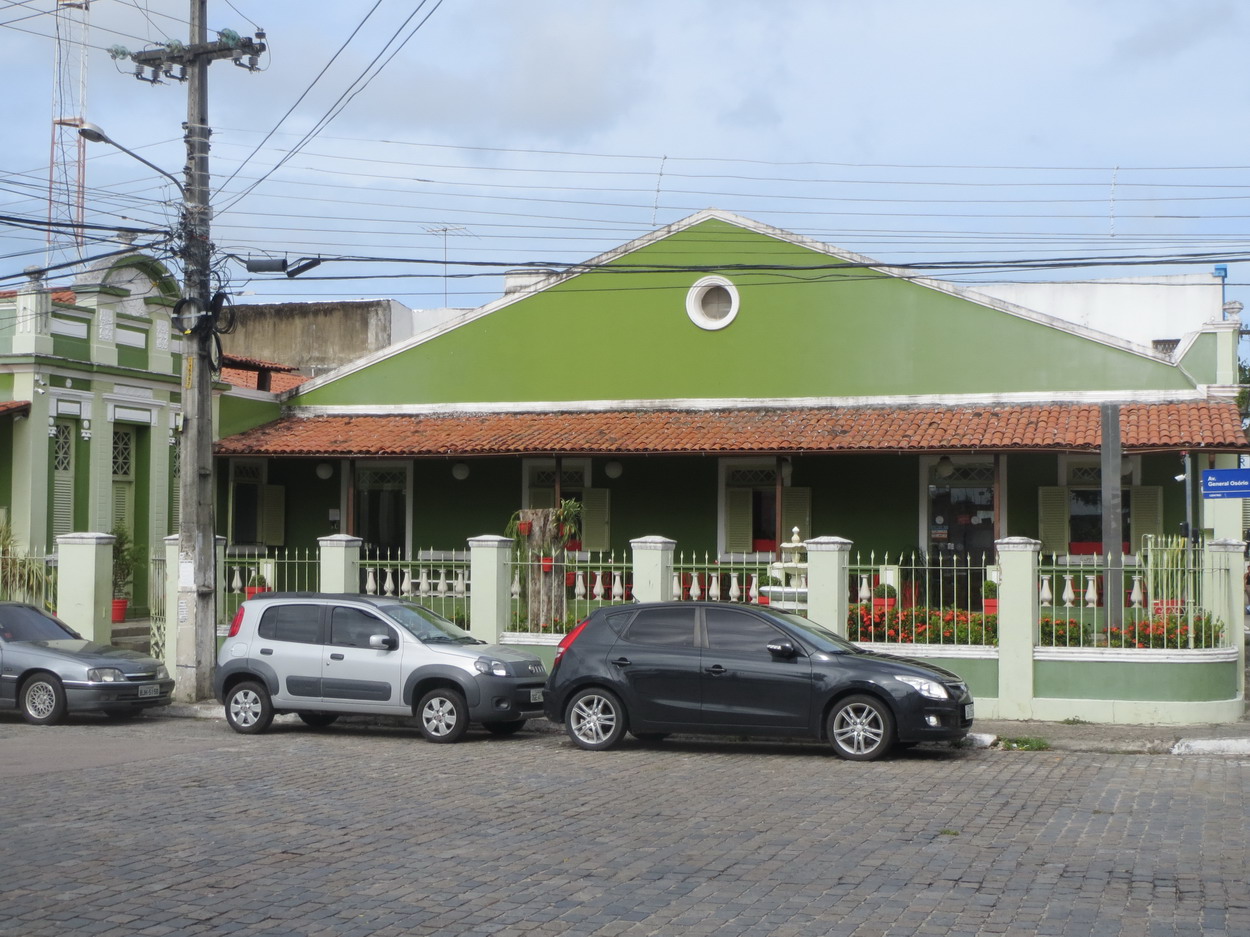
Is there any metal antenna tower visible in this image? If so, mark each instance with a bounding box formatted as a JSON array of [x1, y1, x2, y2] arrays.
[[422, 223, 473, 306], [46, 0, 92, 266]]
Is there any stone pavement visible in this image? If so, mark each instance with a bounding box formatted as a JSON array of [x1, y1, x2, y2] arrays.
[[3, 711, 1249, 937]]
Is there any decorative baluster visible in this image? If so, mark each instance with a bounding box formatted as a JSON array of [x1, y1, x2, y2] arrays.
[[729, 573, 741, 602], [858, 575, 870, 604], [593, 571, 605, 601], [708, 573, 720, 601], [1129, 574, 1143, 610], [745, 574, 755, 604], [230, 566, 243, 593], [400, 570, 414, 596], [1084, 575, 1097, 608], [690, 574, 702, 601], [382, 569, 396, 596], [611, 572, 625, 601], [418, 567, 431, 595], [365, 567, 377, 595], [575, 571, 586, 600], [510, 570, 521, 600], [1061, 574, 1075, 608], [672, 572, 682, 599], [437, 569, 449, 595], [1039, 574, 1052, 606], [454, 570, 467, 597]]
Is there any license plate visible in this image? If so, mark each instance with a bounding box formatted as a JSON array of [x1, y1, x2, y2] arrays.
[[964, 703, 975, 720], [529, 689, 544, 704], [138, 684, 160, 698]]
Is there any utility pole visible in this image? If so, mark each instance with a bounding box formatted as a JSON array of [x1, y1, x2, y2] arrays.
[[122, 3, 265, 701]]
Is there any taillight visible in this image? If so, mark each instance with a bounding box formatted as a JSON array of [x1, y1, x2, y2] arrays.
[[227, 606, 245, 638], [554, 618, 589, 665]]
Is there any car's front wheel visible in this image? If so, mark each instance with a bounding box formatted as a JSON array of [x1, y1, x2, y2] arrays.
[[827, 694, 894, 761], [297, 712, 339, 729], [225, 681, 274, 735], [20, 672, 67, 725], [565, 687, 626, 751], [418, 688, 468, 743]]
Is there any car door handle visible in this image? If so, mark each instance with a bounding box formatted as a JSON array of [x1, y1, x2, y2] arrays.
[[330, 653, 344, 660], [610, 657, 632, 667], [705, 664, 727, 676], [259, 648, 273, 656]]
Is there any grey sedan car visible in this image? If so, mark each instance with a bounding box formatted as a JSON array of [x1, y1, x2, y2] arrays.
[[0, 602, 174, 724]]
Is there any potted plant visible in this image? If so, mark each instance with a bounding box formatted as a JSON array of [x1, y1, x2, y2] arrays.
[[110, 524, 142, 622], [245, 571, 270, 600], [871, 582, 897, 612], [982, 579, 999, 615]]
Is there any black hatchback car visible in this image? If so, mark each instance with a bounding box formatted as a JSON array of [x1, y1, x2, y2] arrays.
[[543, 602, 973, 760]]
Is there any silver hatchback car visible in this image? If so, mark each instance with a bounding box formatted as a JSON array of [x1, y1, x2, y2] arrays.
[[214, 593, 547, 741]]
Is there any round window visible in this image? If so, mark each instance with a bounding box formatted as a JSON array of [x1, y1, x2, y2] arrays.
[[686, 276, 739, 330]]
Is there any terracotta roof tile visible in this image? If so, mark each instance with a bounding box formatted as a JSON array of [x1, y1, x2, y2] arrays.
[[221, 353, 299, 372], [214, 401, 1250, 457], [0, 400, 31, 419]]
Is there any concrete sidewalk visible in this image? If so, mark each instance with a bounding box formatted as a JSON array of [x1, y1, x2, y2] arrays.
[[159, 701, 1250, 756]]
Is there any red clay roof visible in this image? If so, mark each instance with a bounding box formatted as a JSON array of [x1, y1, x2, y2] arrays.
[[0, 289, 76, 304], [214, 401, 1249, 457], [221, 353, 300, 373], [220, 368, 310, 392], [0, 400, 31, 419]]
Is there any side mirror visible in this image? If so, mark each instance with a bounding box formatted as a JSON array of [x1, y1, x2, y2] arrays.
[[766, 640, 798, 659], [369, 633, 397, 651]]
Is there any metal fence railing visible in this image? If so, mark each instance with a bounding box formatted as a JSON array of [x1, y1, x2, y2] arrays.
[[506, 548, 630, 639], [148, 553, 166, 658], [222, 549, 320, 627], [0, 547, 57, 612], [673, 550, 777, 608], [361, 549, 470, 629], [847, 550, 998, 647]]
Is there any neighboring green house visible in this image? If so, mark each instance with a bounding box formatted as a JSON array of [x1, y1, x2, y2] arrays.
[[214, 210, 1248, 561]]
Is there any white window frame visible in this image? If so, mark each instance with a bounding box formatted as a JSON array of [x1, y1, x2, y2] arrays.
[[685, 275, 740, 331]]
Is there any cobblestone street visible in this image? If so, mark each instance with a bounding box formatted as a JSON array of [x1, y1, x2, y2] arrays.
[[3, 714, 1248, 937]]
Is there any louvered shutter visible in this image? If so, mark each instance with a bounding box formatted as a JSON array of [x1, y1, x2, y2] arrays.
[[1129, 485, 1163, 554], [580, 487, 610, 552], [725, 488, 752, 553], [1038, 487, 1069, 557], [780, 487, 812, 543]]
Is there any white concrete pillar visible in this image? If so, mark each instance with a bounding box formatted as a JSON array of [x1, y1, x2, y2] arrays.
[[629, 536, 676, 603], [1204, 539, 1246, 699], [469, 535, 513, 644], [995, 536, 1041, 720], [56, 532, 115, 643], [163, 534, 179, 675], [804, 536, 853, 634], [318, 534, 362, 594]]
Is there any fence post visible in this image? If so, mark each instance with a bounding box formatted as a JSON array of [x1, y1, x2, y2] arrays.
[[995, 536, 1040, 719], [1204, 539, 1245, 697], [469, 535, 513, 644], [163, 534, 179, 674], [630, 536, 676, 603], [318, 534, 363, 594], [804, 536, 853, 633], [55, 532, 115, 643]]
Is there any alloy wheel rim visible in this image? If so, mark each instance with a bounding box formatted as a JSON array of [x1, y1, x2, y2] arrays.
[[571, 696, 615, 744], [834, 704, 884, 753], [423, 698, 456, 736], [230, 690, 260, 727], [27, 683, 55, 718]]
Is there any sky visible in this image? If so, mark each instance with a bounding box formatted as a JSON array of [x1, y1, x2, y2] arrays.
[[3, 0, 1250, 319]]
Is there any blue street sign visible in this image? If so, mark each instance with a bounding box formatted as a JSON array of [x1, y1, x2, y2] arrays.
[[1200, 468, 1250, 499]]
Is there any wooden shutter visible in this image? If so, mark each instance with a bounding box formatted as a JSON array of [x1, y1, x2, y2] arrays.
[[725, 488, 752, 553], [780, 487, 812, 543], [1038, 486, 1069, 557], [51, 423, 74, 538], [1129, 485, 1163, 553], [262, 484, 285, 547], [580, 487, 610, 552]]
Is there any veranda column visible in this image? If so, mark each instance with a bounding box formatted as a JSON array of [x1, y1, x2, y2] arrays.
[[56, 532, 114, 643], [804, 536, 853, 633], [630, 536, 676, 603], [469, 535, 513, 644], [318, 534, 362, 594], [995, 536, 1041, 720], [1204, 539, 1246, 699]]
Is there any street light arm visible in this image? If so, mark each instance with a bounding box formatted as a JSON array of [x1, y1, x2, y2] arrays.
[[78, 122, 187, 199]]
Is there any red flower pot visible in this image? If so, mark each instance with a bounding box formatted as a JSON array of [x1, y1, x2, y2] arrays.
[[872, 598, 897, 612], [982, 599, 998, 614], [111, 598, 128, 623], [245, 586, 270, 601], [517, 521, 532, 536], [541, 556, 554, 573]]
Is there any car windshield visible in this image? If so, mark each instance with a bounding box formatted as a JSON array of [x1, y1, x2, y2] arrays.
[[0, 605, 79, 642], [765, 610, 860, 653], [382, 602, 483, 644]]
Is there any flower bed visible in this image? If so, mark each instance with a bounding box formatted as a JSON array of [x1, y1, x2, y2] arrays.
[[847, 604, 998, 646], [1108, 612, 1224, 650]]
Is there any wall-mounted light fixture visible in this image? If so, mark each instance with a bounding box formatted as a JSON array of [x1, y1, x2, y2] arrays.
[[452, 462, 470, 481], [315, 462, 334, 480], [604, 461, 623, 479], [935, 456, 955, 478]]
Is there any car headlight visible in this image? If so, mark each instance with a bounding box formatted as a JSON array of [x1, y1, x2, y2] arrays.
[[473, 659, 509, 677], [894, 675, 949, 700], [88, 668, 126, 683], [156, 664, 169, 680]]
